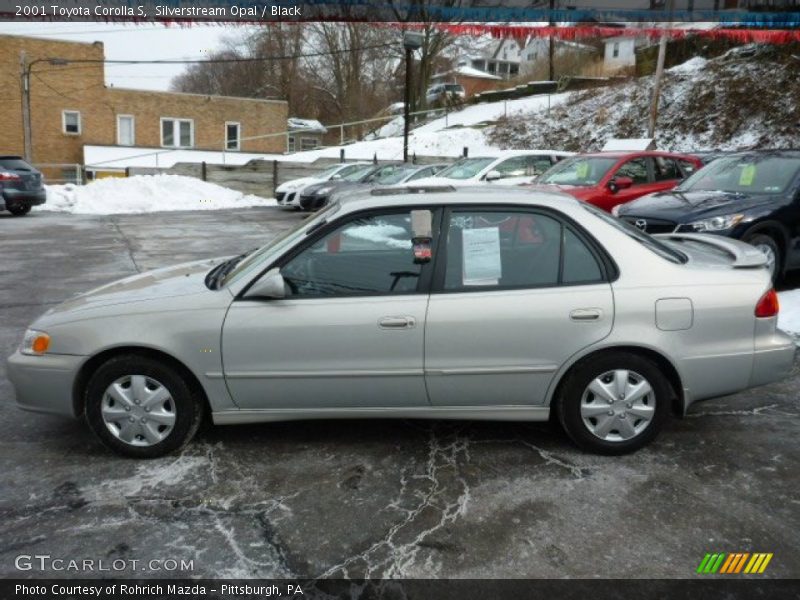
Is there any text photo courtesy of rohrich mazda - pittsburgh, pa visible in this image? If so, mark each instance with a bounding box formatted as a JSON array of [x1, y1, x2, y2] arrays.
[[1, 2, 800, 599]]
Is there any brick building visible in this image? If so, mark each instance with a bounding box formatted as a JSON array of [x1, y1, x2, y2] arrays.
[[0, 34, 288, 180]]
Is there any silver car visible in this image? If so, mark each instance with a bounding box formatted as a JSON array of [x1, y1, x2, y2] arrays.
[[7, 188, 795, 458]]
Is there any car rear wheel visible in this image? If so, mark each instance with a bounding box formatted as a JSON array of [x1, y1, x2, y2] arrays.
[[7, 203, 31, 216], [557, 351, 671, 455], [84, 355, 204, 458], [744, 233, 780, 282]]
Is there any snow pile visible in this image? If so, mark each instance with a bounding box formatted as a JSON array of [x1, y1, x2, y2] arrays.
[[489, 45, 800, 152], [38, 175, 276, 215], [778, 290, 800, 341]]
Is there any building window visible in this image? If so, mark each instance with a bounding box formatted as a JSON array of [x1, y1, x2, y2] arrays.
[[225, 122, 241, 151], [62, 110, 81, 135], [160, 117, 194, 148], [287, 136, 296, 152], [612, 42, 620, 58], [117, 115, 135, 146], [300, 137, 318, 151]]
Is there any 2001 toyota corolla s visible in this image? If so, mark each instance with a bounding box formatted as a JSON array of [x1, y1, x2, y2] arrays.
[[7, 188, 795, 458]]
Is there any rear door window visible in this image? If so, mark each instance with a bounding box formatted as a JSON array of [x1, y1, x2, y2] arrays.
[[615, 158, 650, 184], [653, 157, 681, 181]]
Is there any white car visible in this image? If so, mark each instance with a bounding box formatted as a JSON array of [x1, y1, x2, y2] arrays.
[[408, 150, 574, 188], [276, 162, 371, 207]]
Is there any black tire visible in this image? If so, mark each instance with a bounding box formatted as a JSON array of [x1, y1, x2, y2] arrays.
[[84, 355, 204, 458], [7, 203, 32, 216], [556, 351, 671, 455], [743, 232, 781, 283]]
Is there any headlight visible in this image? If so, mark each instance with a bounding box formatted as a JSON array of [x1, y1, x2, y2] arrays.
[[315, 187, 333, 195], [611, 205, 621, 217], [689, 213, 745, 232], [21, 329, 50, 355]]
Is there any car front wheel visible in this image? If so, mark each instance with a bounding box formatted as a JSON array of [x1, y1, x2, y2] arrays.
[[84, 355, 204, 458], [744, 233, 780, 282], [557, 352, 671, 455]]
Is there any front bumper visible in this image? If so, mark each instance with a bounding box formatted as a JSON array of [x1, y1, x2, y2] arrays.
[[1, 188, 46, 209], [6, 351, 84, 418], [298, 194, 328, 211]]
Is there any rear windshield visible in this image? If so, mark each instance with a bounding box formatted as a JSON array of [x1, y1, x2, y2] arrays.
[[538, 156, 618, 186], [0, 157, 32, 171], [436, 157, 495, 180], [584, 204, 687, 264]]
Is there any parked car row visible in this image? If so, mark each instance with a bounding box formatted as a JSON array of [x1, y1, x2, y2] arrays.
[[279, 148, 800, 281]]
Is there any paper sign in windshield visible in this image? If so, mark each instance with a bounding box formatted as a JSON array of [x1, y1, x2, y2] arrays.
[[462, 227, 501, 285], [739, 164, 756, 186]]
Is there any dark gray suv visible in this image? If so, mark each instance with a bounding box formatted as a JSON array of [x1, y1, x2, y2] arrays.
[[0, 156, 46, 216]]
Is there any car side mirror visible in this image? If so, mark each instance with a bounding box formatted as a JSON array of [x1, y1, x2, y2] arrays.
[[609, 176, 634, 193], [244, 268, 286, 300], [485, 170, 502, 182]]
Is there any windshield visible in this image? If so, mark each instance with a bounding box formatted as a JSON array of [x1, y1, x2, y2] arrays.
[[315, 164, 349, 179], [677, 155, 800, 194], [221, 203, 341, 287], [341, 165, 376, 182], [583, 204, 686, 264], [538, 156, 618, 186], [374, 166, 417, 185], [436, 157, 496, 180], [445, 84, 463, 92]]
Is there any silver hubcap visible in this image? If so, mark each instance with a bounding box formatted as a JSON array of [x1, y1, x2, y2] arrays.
[[580, 369, 655, 442], [755, 243, 777, 277], [101, 375, 176, 447]]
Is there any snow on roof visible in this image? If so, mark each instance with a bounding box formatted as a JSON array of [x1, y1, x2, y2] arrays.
[[602, 138, 656, 152], [433, 65, 502, 81], [287, 118, 327, 134]]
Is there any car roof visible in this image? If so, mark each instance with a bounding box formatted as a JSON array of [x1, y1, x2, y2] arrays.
[[576, 151, 700, 159], [711, 149, 800, 158], [336, 186, 581, 214], [469, 149, 574, 159]]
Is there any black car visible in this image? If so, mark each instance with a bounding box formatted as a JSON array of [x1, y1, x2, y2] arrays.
[[616, 150, 800, 281], [0, 156, 46, 216], [298, 163, 448, 211]]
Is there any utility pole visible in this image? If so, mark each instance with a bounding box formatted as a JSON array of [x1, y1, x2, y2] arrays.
[[402, 31, 423, 163], [548, 0, 555, 82], [20, 51, 33, 163], [648, 0, 675, 138]]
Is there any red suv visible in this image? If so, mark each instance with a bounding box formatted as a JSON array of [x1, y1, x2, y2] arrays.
[[526, 151, 703, 212]]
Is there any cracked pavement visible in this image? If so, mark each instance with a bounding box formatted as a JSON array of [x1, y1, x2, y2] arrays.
[[1, 208, 799, 579]]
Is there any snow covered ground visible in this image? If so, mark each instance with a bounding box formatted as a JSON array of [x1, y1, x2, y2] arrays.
[[37, 175, 276, 215], [778, 290, 800, 340]]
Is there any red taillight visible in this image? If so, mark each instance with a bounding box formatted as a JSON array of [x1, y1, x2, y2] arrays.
[[755, 289, 779, 318], [0, 172, 20, 181]]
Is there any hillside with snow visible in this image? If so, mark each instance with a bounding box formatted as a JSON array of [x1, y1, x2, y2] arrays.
[[488, 45, 800, 152]]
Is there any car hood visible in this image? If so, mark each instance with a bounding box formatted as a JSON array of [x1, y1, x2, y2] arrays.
[[45, 257, 226, 317], [618, 190, 780, 220], [276, 176, 321, 193]]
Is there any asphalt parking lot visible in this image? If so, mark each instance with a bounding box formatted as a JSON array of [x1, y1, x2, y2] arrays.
[[1, 207, 799, 579]]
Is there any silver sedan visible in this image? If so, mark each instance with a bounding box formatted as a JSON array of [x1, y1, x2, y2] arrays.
[[7, 188, 795, 457]]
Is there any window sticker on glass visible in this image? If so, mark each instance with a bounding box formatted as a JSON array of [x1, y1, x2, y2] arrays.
[[739, 164, 756, 186], [575, 162, 589, 179], [462, 227, 502, 285]]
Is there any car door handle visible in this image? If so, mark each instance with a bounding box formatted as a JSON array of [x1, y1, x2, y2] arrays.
[[378, 316, 416, 329], [570, 308, 602, 321]]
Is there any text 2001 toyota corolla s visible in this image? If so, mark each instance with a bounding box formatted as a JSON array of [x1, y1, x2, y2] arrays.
[[7, 188, 795, 458]]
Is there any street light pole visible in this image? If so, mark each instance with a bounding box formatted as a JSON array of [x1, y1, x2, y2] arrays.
[[19, 55, 70, 163], [402, 31, 424, 164]]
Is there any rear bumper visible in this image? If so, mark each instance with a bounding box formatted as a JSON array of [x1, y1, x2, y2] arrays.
[[6, 351, 84, 418], [1, 188, 46, 207], [749, 330, 796, 388]]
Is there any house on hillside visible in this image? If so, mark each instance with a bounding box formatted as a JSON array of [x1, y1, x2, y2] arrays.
[[287, 118, 327, 152], [0, 34, 288, 181], [429, 65, 504, 99]]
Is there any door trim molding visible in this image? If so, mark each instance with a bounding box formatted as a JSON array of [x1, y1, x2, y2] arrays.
[[210, 365, 557, 380], [426, 365, 558, 376], [212, 405, 550, 425]]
